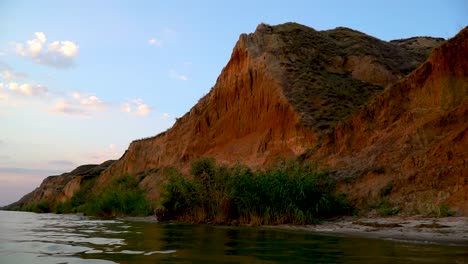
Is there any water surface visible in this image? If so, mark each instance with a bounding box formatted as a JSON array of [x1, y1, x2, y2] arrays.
[[0, 210, 466, 263]]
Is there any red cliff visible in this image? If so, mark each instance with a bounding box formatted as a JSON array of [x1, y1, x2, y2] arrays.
[[98, 23, 439, 190]]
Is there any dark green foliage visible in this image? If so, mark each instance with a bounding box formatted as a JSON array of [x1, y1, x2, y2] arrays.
[[22, 201, 51, 213], [55, 177, 98, 214], [161, 158, 351, 225], [372, 200, 401, 216], [379, 180, 394, 197], [83, 175, 153, 217], [435, 204, 455, 217], [55, 175, 153, 217]]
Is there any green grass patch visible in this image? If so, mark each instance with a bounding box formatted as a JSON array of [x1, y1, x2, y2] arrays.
[[21, 201, 52, 213], [371, 200, 401, 216], [160, 158, 351, 225], [433, 204, 455, 217], [55, 175, 153, 217]]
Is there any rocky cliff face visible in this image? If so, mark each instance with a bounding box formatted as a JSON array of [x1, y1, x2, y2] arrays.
[[9, 22, 462, 215], [3, 161, 114, 210], [97, 23, 439, 188], [312, 27, 468, 214]]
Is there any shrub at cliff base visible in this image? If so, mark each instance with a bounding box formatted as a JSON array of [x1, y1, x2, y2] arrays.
[[21, 201, 52, 213], [56, 175, 153, 217], [161, 158, 350, 225]]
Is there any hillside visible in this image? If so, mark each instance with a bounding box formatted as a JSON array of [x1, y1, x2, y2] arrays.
[[312, 27, 468, 214], [3, 161, 115, 211], [7, 22, 466, 217], [97, 23, 441, 188]]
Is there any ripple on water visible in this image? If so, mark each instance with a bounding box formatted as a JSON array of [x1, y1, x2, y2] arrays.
[[1, 211, 465, 264]]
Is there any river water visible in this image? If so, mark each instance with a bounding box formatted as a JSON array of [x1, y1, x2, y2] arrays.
[[0, 210, 466, 263]]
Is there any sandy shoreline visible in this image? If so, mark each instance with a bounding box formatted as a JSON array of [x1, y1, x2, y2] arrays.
[[120, 215, 468, 246], [265, 216, 468, 246]]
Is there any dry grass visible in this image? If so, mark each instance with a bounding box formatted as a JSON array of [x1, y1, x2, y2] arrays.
[[267, 23, 436, 130]]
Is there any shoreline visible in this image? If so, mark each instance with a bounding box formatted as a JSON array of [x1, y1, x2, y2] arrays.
[[120, 215, 468, 246], [264, 216, 468, 246], [2, 210, 465, 246]]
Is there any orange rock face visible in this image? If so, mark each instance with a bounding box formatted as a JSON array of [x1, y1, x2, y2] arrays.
[[99, 28, 316, 186], [95, 23, 466, 215], [98, 23, 429, 187], [9, 23, 464, 216], [316, 27, 468, 215]]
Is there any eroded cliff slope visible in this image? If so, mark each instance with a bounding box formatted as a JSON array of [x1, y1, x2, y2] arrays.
[[3, 161, 114, 211], [98, 23, 440, 188], [313, 27, 468, 214], [9, 22, 462, 215]]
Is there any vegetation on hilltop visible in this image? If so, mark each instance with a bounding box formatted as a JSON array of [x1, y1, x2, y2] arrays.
[[268, 23, 439, 130]]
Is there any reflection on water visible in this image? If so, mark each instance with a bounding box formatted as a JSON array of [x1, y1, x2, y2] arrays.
[[0, 210, 466, 264]]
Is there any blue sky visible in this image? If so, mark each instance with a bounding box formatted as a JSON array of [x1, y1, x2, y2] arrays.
[[0, 0, 466, 205]]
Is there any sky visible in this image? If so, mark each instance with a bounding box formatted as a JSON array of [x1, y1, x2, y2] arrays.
[[0, 0, 466, 206]]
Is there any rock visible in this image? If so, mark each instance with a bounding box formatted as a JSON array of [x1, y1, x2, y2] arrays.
[[96, 22, 437, 190]]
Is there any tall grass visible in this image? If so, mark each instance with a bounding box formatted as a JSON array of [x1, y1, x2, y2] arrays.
[[161, 158, 350, 225], [56, 175, 153, 217]]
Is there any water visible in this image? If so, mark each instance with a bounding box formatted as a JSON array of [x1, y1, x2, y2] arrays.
[[0, 211, 466, 264]]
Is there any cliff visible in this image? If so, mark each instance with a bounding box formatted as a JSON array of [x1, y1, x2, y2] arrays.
[[9, 22, 465, 216], [312, 27, 468, 214], [3, 161, 115, 211], [97, 23, 441, 189]]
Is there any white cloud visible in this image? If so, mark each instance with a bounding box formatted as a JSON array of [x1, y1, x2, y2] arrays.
[[35, 32, 46, 44], [148, 38, 163, 47], [0, 83, 8, 101], [71, 92, 105, 110], [169, 69, 188, 81], [120, 102, 131, 113], [50, 99, 89, 116], [15, 32, 79, 69], [1, 70, 28, 80], [136, 103, 151, 116], [50, 92, 106, 116], [8, 82, 47, 97], [72, 91, 81, 99], [121, 99, 151, 117]]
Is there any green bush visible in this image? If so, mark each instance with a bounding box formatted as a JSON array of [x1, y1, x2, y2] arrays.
[[55, 178, 98, 214], [435, 204, 455, 217], [55, 175, 153, 217], [372, 200, 401, 216], [161, 159, 351, 225], [83, 175, 153, 217], [21, 201, 51, 213]]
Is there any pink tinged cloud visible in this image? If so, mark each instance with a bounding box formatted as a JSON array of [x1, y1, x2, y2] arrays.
[[1, 70, 28, 80], [50, 92, 107, 116], [15, 32, 79, 69], [120, 99, 151, 116], [7, 82, 48, 97]]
